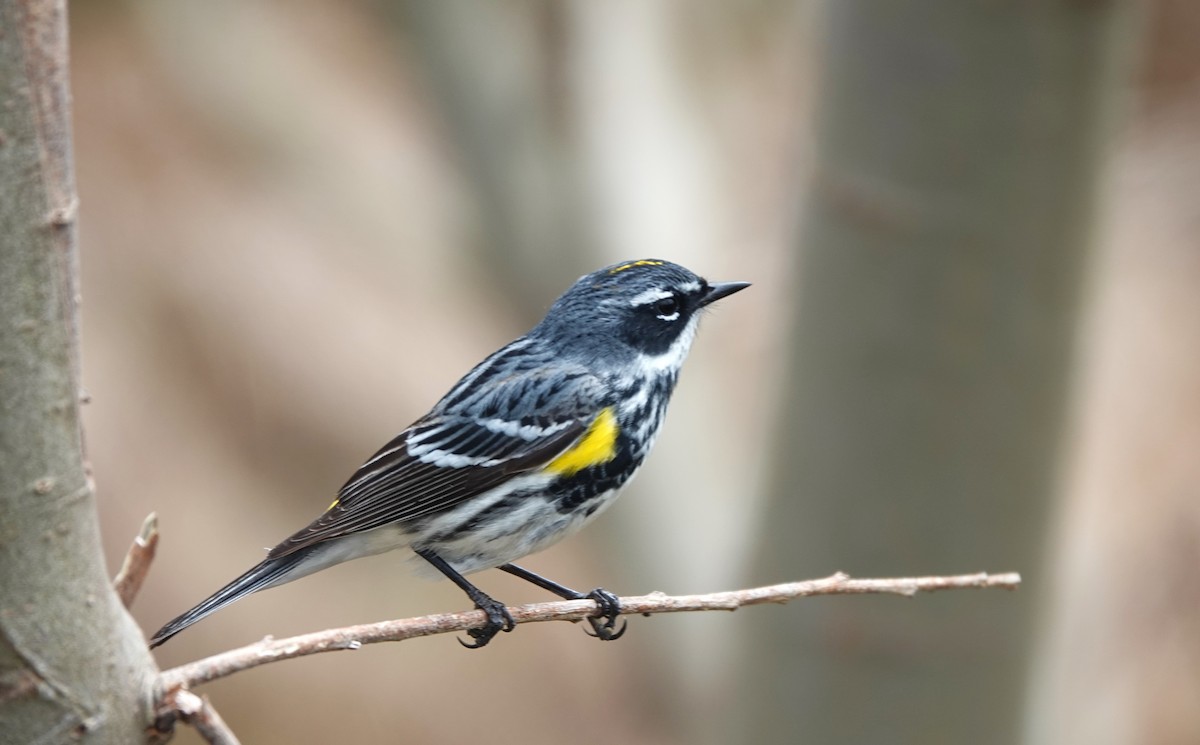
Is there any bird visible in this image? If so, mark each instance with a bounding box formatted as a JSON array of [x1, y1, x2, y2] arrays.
[[149, 259, 749, 649]]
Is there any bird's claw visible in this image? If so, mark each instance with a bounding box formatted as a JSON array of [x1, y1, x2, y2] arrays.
[[583, 588, 626, 641], [459, 597, 515, 649]]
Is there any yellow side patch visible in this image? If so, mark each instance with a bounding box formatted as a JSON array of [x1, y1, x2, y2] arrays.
[[609, 259, 664, 274], [327, 498, 339, 511], [545, 407, 619, 476]]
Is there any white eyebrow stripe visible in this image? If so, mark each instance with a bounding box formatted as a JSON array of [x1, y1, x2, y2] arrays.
[[629, 287, 674, 307], [677, 280, 701, 293]]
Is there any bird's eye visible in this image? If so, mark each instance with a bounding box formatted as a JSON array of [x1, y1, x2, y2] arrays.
[[653, 296, 680, 319]]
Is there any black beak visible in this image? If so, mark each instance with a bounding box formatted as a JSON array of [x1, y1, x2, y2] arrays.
[[698, 280, 751, 308]]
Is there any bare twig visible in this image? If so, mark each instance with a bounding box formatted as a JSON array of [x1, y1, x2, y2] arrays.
[[157, 688, 241, 745], [158, 571, 1019, 690], [113, 513, 159, 609]]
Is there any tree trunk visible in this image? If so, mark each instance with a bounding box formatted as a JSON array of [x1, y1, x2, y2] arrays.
[[388, 0, 597, 320], [1028, 3, 1200, 742], [733, 2, 1138, 744], [0, 1, 158, 742]]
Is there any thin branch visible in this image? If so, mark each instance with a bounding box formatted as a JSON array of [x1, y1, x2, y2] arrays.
[[158, 571, 1019, 690], [113, 512, 159, 609], [157, 688, 241, 745]]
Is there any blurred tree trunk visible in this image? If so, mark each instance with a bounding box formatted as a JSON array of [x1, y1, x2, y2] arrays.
[[389, 0, 596, 320], [0, 1, 157, 742], [734, 3, 1138, 744], [1028, 2, 1200, 743]]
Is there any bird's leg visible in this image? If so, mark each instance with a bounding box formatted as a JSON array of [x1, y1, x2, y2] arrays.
[[416, 549, 514, 648], [498, 563, 626, 641]]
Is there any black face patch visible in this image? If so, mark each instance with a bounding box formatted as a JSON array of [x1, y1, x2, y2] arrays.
[[621, 287, 698, 355]]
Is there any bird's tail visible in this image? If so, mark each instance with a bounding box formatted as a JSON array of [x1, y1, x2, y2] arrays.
[[148, 547, 315, 648]]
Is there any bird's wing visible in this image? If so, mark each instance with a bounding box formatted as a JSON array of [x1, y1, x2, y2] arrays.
[[267, 368, 607, 559]]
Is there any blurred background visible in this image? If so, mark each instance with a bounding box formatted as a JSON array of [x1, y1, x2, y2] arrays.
[[68, 2, 1198, 744]]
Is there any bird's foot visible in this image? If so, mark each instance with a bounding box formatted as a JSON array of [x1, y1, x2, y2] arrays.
[[460, 596, 516, 649], [582, 587, 626, 641]]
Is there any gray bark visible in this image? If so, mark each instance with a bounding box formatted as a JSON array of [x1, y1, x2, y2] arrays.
[[0, 1, 158, 742], [734, 2, 1138, 744]]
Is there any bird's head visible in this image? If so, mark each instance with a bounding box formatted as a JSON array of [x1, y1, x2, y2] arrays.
[[532, 259, 750, 373]]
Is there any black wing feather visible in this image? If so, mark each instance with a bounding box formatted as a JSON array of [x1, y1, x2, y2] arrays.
[[266, 415, 588, 559]]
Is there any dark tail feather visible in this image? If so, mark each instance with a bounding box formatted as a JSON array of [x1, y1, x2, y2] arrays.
[[148, 548, 313, 648]]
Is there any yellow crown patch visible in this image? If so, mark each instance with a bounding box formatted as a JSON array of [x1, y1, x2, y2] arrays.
[[609, 259, 665, 275]]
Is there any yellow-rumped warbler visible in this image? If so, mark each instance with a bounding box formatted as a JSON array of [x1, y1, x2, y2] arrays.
[[149, 259, 748, 649]]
